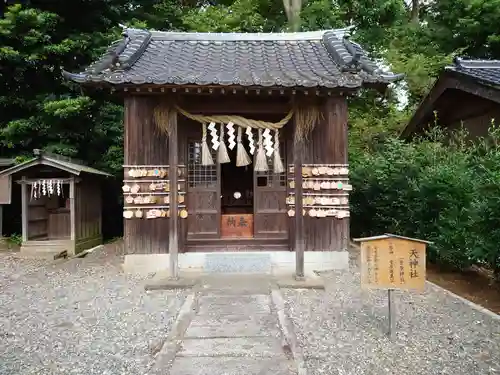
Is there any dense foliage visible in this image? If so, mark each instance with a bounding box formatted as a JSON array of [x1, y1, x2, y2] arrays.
[[1, 0, 500, 275], [350, 127, 500, 280]]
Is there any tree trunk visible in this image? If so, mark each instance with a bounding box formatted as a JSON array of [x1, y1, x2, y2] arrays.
[[283, 0, 302, 32], [410, 0, 419, 24]]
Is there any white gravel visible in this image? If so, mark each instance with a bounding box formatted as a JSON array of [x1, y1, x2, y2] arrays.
[[283, 255, 500, 375], [0, 245, 187, 375]]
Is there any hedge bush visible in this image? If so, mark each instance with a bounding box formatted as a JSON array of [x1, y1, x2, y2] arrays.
[[349, 127, 500, 280]]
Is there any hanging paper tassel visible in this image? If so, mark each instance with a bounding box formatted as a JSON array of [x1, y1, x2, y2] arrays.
[[273, 129, 285, 174], [263, 128, 274, 157], [246, 127, 255, 155], [254, 129, 268, 172], [208, 122, 219, 150], [218, 123, 230, 163], [236, 126, 251, 167], [201, 123, 214, 166], [227, 122, 236, 150], [33, 181, 38, 199], [48, 180, 54, 196]]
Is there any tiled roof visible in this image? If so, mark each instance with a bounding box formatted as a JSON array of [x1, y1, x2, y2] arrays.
[[0, 150, 111, 177], [63, 28, 403, 89], [446, 57, 500, 86], [401, 57, 500, 139], [0, 158, 15, 167]]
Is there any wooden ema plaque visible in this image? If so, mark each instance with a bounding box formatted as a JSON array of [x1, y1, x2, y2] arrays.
[[357, 234, 430, 292], [221, 214, 253, 238]]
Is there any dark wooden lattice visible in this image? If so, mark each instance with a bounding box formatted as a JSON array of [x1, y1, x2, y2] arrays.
[[188, 141, 217, 188], [255, 143, 286, 187]]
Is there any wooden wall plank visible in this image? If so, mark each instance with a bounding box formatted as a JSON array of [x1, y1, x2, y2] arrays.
[[75, 178, 103, 250], [300, 96, 349, 251], [124, 95, 170, 254]]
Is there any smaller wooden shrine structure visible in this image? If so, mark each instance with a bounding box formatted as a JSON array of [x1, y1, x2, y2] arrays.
[[0, 149, 111, 256], [402, 57, 500, 140]]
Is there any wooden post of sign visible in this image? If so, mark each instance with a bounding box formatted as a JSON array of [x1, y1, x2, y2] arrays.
[[354, 233, 432, 339], [388, 289, 396, 339], [168, 108, 179, 280]]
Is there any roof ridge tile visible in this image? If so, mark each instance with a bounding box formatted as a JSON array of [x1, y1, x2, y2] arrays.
[[453, 56, 500, 70]]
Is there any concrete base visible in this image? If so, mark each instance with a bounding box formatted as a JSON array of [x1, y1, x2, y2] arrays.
[[274, 273, 325, 289], [144, 272, 200, 291], [123, 253, 170, 274], [123, 250, 349, 276]]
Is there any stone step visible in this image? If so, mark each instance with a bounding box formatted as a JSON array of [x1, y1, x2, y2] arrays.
[[177, 337, 287, 358], [197, 294, 271, 315], [204, 253, 272, 273], [169, 357, 296, 375], [22, 240, 71, 247], [19, 248, 67, 260], [185, 313, 280, 338], [199, 274, 274, 295]]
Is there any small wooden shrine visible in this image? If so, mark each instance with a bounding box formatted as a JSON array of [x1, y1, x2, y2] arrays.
[[402, 57, 500, 140], [63, 27, 402, 263], [0, 150, 111, 256]]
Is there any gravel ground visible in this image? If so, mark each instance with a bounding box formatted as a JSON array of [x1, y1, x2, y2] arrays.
[[283, 254, 500, 375], [0, 252, 48, 288], [0, 245, 187, 375]]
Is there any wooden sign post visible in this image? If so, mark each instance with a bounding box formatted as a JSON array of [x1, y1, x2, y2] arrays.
[[353, 234, 432, 339]]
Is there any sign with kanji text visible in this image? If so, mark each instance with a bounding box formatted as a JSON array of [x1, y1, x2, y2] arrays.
[[355, 234, 431, 292], [221, 214, 253, 238]]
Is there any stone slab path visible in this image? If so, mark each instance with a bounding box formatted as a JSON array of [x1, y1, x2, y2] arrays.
[[167, 275, 297, 375]]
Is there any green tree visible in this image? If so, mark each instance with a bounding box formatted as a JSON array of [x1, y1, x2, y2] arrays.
[[0, 2, 143, 173], [424, 0, 500, 59], [283, 0, 302, 31], [181, 0, 285, 32]]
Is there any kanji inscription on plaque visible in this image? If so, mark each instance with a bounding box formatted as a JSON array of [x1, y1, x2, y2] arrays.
[[356, 234, 429, 292], [221, 214, 253, 238]]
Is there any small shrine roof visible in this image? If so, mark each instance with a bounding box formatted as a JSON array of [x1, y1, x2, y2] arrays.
[[446, 57, 500, 86], [0, 150, 111, 177]]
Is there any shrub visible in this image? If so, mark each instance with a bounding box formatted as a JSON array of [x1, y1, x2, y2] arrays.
[[349, 126, 500, 276]]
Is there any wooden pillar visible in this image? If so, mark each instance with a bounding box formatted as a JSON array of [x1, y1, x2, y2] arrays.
[[168, 108, 179, 279], [69, 178, 76, 243], [97, 183, 102, 238], [21, 176, 28, 242], [294, 125, 305, 279]]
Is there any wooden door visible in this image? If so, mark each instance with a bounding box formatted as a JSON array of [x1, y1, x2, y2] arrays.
[[253, 141, 288, 239], [186, 139, 220, 239]]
